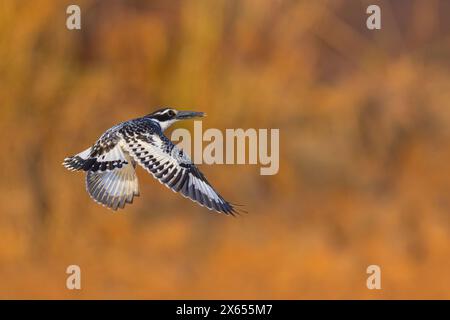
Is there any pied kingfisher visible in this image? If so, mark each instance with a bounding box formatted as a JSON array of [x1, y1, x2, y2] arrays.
[[63, 108, 238, 215]]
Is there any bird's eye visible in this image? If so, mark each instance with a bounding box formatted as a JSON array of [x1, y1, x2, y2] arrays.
[[167, 110, 175, 117]]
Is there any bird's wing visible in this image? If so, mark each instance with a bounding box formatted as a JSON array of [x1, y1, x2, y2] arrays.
[[85, 156, 139, 210], [63, 139, 140, 210], [122, 132, 236, 215]]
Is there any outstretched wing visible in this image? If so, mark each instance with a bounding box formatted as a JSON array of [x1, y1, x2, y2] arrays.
[[122, 133, 237, 215], [85, 158, 139, 210], [63, 136, 140, 210]]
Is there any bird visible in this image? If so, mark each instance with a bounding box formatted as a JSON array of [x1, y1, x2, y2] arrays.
[[63, 108, 239, 215]]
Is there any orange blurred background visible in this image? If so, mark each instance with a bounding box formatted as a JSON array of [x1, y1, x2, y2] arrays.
[[0, 0, 449, 299]]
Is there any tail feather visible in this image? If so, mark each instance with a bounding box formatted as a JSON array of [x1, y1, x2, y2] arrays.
[[63, 144, 129, 172], [63, 147, 92, 171]]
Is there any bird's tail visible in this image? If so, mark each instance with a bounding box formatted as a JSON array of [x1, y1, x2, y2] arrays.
[[62, 147, 92, 171]]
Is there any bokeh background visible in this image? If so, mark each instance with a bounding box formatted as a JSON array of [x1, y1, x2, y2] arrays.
[[1, 0, 449, 299]]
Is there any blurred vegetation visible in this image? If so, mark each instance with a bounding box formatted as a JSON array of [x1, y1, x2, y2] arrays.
[[0, 0, 450, 298]]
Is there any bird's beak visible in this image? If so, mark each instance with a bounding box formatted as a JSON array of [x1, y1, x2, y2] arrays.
[[176, 111, 205, 119]]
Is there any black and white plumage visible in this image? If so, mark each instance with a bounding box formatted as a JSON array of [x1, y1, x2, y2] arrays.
[[63, 108, 238, 215]]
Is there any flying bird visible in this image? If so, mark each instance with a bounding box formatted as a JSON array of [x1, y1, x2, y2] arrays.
[[63, 108, 238, 215]]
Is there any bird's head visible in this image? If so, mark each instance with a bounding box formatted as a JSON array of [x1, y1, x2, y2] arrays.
[[146, 108, 205, 131]]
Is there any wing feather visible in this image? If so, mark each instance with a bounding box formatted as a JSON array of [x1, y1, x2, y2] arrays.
[[122, 134, 237, 215], [85, 157, 139, 211]]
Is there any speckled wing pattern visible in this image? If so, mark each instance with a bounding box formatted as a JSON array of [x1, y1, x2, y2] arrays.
[[85, 157, 139, 210], [63, 122, 140, 210], [121, 127, 237, 215]]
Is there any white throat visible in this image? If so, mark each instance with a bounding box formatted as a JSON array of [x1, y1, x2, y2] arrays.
[[155, 119, 177, 132]]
